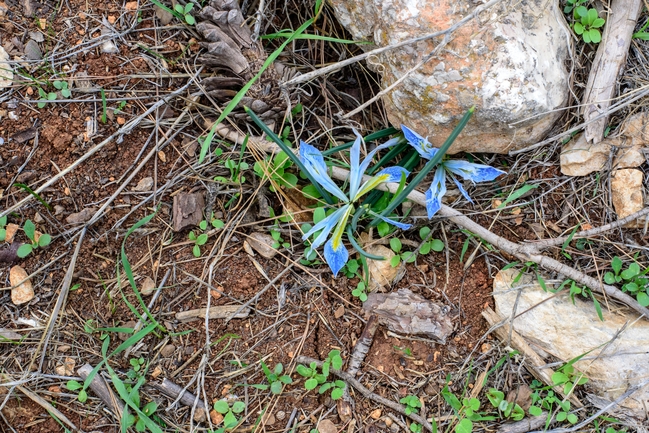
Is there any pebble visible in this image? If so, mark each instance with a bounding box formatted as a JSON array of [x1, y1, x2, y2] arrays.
[[57, 345, 71, 352], [101, 41, 119, 54], [245, 232, 278, 259], [54, 205, 65, 216], [370, 409, 382, 419], [54, 357, 75, 376], [209, 410, 224, 425], [10, 265, 33, 305], [317, 419, 337, 433], [139, 276, 156, 295], [160, 344, 175, 358], [33, 212, 44, 223], [155, 5, 174, 25], [4, 223, 19, 243], [133, 177, 154, 192], [24, 40, 42, 60], [275, 411, 286, 421], [65, 208, 96, 225]]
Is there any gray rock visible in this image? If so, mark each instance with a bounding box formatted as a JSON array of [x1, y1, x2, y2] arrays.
[[0, 46, 14, 89], [24, 40, 42, 60], [328, 0, 570, 154], [611, 169, 645, 227], [493, 268, 649, 420], [133, 177, 154, 192], [65, 208, 96, 225]]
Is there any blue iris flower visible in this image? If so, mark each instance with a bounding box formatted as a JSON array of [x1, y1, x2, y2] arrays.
[[402, 125, 506, 218], [300, 132, 412, 276]]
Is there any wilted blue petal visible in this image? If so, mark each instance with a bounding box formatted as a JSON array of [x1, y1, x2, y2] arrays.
[[299, 140, 348, 202], [348, 134, 402, 200], [444, 160, 506, 183], [354, 166, 410, 200], [324, 238, 349, 276], [301, 205, 349, 250], [401, 125, 438, 160], [425, 167, 447, 218], [347, 131, 363, 200], [372, 213, 412, 230], [448, 171, 473, 203]]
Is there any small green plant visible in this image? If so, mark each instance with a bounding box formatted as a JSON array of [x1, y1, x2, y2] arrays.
[[212, 399, 245, 432], [253, 361, 292, 394], [267, 208, 290, 249], [188, 213, 224, 257], [66, 379, 88, 403], [296, 350, 346, 400], [339, 258, 369, 302], [572, 6, 605, 43], [441, 377, 495, 433], [393, 345, 413, 357], [214, 158, 249, 184], [557, 279, 604, 321], [418, 227, 445, 255], [174, 2, 195, 25], [633, 19, 649, 40], [114, 100, 127, 114], [254, 150, 298, 192], [0, 216, 7, 241], [17, 220, 51, 258], [528, 363, 587, 427], [37, 87, 56, 108], [53, 80, 71, 98], [486, 388, 525, 421], [604, 256, 649, 306], [400, 395, 422, 415], [389, 238, 417, 267], [563, 0, 587, 14]]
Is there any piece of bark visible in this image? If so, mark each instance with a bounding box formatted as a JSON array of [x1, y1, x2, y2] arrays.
[[155, 378, 208, 422], [482, 308, 582, 408], [172, 193, 204, 232], [362, 289, 453, 343], [347, 315, 379, 376], [11, 127, 38, 143], [0, 242, 21, 264], [175, 305, 250, 322], [77, 363, 124, 417], [582, 0, 643, 144]]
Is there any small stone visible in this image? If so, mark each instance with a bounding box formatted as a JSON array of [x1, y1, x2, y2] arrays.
[[158, 150, 166, 162], [370, 409, 382, 419], [125, 1, 138, 10], [383, 416, 393, 427], [317, 419, 338, 433], [4, 223, 19, 243], [54, 205, 65, 216], [245, 232, 278, 259], [263, 413, 276, 425], [140, 276, 156, 295], [116, 116, 126, 125], [560, 133, 609, 176], [57, 345, 71, 352], [28, 31, 44, 42], [54, 357, 76, 376], [366, 244, 399, 291], [611, 169, 644, 227], [160, 344, 175, 358], [33, 212, 44, 223], [151, 365, 162, 379], [133, 177, 154, 192], [118, 321, 136, 341], [101, 41, 119, 54], [24, 39, 42, 60], [107, 15, 116, 24], [155, 4, 174, 25], [0, 46, 14, 89], [10, 265, 33, 305], [275, 411, 286, 421], [65, 208, 96, 225], [334, 305, 345, 319], [209, 410, 224, 425]]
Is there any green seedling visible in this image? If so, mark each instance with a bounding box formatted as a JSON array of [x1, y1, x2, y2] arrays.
[[296, 350, 346, 400], [17, 219, 52, 258], [418, 227, 445, 255], [389, 238, 417, 267], [212, 399, 245, 432], [633, 19, 649, 40], [393, 345, 413, 357], [441, 376, 495, 433], [114, 100, 127, 114], [557, 279, 604, 321], [400, 395, 422, 415], [53, 80, 71, 98], [340, 258, 369, 302], [253, 361, 292, 395], [528, 363, 587, 427], [214, 158, 249, 184], [486, 388, 525, 421], [174, 3, 195, 25], [563, 0, 587, 13], [572, 6, 605, 43], [189, 213, 224, 257], [253, 150, 298, 192], [604, 256, 649, 306], [37, 87, 57, 108], [0, 216, 6, 241]]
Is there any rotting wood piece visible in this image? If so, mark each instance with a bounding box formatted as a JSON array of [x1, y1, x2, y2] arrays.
[[155, 378, 208, 422], [175, 305, 250, 322], [195, 0, 301, 122], [582, 0, 643, 143], [363, 288, 453, 343], [172, 192, 205, 232]]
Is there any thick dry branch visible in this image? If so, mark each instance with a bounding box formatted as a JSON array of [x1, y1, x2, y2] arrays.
[[175, 305, 250, 322], [582, 0, 643, 143], [295, 356, 434, 432], [155, 378, 208, 422], [78, 363, 124, 418]]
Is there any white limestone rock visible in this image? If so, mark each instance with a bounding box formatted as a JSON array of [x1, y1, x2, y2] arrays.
[[493, 268, 649, 421], [328, 0, 571, 154], [611, 169, 645, 228]]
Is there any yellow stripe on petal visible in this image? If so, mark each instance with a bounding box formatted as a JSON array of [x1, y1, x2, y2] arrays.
[[354, 174, 390, 200], [330, 205, 354, 250]]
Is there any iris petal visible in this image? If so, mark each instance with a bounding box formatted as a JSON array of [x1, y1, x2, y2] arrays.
[[425, 167, 447, 218], [375, 166, 410, 183], [347, 131, 363, 200], [448, 171, 473, 203], [301, 205, 350, 250], [401, 125, 438, 160], [444, 160, 505, 183], [355, 166, 410, 200], [299, 140, 348, 202], [324, 238, 349, 276], [372, 213, 412, 230]]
